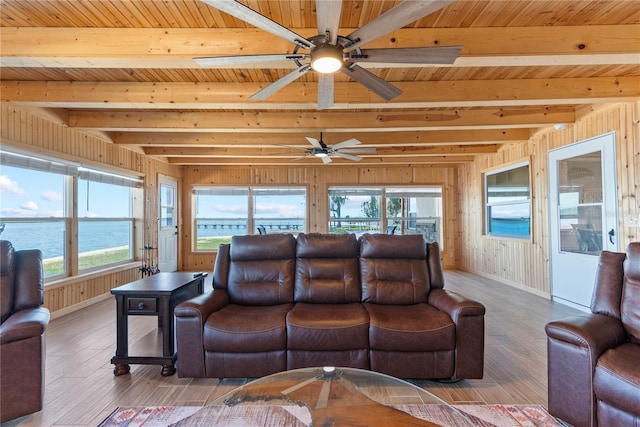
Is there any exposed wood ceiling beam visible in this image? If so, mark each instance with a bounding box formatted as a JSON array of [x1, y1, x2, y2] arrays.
[[144, 144, 499, 157], [167, 156, 475, 165], [67, 108, 576, 132], [1, 26, 637, 69], [3, 77, 637, 110], [111, 129, 529, 147]]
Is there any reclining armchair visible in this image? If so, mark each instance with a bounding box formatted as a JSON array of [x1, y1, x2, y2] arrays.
[[545, 242, 640, 427], [0, 240, 50, 423]]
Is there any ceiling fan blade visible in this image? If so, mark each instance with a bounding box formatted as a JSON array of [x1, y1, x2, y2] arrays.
[[194, 53, 307, 67], [201, 0, 314, 49], [250, 65, 311, 100], [341, 64, 402, 101], [345, 0, 454, 51], [305, 137, 323, 149], [352, 46, 462, 65], [321, 155, 332, 164], [316, 0, 343, 44], [317, 73, 334, 110], [332, 152, 363, 162], [338, 147, 376, 154], [331, 138, 361, 149]]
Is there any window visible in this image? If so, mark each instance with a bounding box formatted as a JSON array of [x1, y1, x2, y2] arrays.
[[0, 164, 67, 277], [385, 187, 442, 243], [0, 149, 142, 279], [484, 161, 531, 239], [328, 187, 382, 234], [328, 186, 443, 244], [193, 186, 307, 251], [253, 188, 306, 234], [194, 187, 249, 251], [78, 176, 134, 271]]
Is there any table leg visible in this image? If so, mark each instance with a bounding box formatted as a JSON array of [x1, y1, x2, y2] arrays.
[[114, 364, 131, 376], [113, 295, 130, 376], [160, 296, 176, 376], [161, 364, 176, 376]]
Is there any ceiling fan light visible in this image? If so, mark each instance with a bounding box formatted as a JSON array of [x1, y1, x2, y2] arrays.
[[315, 152, 329, 158], [311, 44, 343, 73]]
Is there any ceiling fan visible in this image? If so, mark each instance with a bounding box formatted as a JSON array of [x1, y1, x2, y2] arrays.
[[293, 133, 375, 164], [195, 0, 462, 109]]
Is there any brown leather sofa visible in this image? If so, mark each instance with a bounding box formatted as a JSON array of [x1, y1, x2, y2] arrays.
[[0, 240, 50, 423], [545, 242, 640, 427], [175, 233, 485, 379]]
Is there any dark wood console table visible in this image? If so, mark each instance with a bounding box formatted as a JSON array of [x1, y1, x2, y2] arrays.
[[110, 272, 207, 376]]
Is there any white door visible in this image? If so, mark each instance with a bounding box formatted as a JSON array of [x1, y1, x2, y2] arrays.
[[548, 132, 618, 310], [158, 176, 178, 272]]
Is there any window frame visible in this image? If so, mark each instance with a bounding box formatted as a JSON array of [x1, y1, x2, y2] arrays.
[[77, 176, 136, 273], [192, 185, 308, 252], [0, 148, 142, 281], [483, 159, 532, 240], [327, 185, 444, 244]]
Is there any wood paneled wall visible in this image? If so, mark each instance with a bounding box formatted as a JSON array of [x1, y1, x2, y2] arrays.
[[181, 164, 461, 270], [2, 102, 637, 315], [458, 102, 640, 296], [0, 105, 181, 317]]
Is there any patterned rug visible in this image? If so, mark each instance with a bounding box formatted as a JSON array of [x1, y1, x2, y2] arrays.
[[99, 404, 565, 426]]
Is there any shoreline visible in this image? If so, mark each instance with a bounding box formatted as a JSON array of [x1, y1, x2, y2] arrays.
[[43, 245, 129, 264]]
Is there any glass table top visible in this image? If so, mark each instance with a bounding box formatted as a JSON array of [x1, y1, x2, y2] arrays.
[[182, 367, 474, 426]]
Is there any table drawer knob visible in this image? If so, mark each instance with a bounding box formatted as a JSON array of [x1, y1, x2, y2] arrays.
[[128, 297, 157, 312]]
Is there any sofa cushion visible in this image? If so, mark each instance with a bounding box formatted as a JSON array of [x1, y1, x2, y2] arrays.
[[296, 233, 358, 258], [286, 302, 369, 350], [593, 343, 640, 417], [360, 234, 429, 304], [13, 250, 44, 311], [0, 241, 15, 323], [295, 233, 360, 303], [360, 233, 426, 259], [230, 234, 296, 261], [365, 303, 455, 352], [203, 304, 292, 352], [621, 243, 640, 344], [591, 250, 627, 319], [228, 234, 296, 305]]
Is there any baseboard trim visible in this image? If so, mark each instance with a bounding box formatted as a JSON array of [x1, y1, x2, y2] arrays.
[[458, 269, 551, 300], [49, 293, 112, 320]]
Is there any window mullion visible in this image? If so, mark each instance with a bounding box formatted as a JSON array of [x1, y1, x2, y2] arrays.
[[248, 187, 255, 235], [68, 175, 79, 276]]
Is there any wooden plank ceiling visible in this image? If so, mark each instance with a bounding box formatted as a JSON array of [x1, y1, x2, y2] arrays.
[[1, 0, 639, 166]]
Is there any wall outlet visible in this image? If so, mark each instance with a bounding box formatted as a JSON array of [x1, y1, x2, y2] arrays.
[[627, 214, 640, 228]]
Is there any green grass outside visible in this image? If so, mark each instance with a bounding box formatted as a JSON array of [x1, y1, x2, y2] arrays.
[[196, 236, 232, 250], [43, 248, 131, 277]]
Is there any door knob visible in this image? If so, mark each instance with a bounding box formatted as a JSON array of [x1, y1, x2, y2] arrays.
[[608, 229, 615, 244]]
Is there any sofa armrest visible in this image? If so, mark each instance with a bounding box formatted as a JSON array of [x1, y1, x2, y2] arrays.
[[175, 289, 229, 378], [545, 313, 626, 427], [0, 307, 50, 344], [428, 288, 485, 379]]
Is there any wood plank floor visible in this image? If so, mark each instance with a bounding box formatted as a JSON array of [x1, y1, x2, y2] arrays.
[[5, 270, 583, 426]]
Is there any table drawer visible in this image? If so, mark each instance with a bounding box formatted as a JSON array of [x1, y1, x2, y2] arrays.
[[128, 297, 157, 314]]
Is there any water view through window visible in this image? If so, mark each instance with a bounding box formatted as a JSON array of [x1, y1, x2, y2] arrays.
[[193, 187, 306, 250], [0, 159, 136, 278], [484, 162, 531, 239]]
